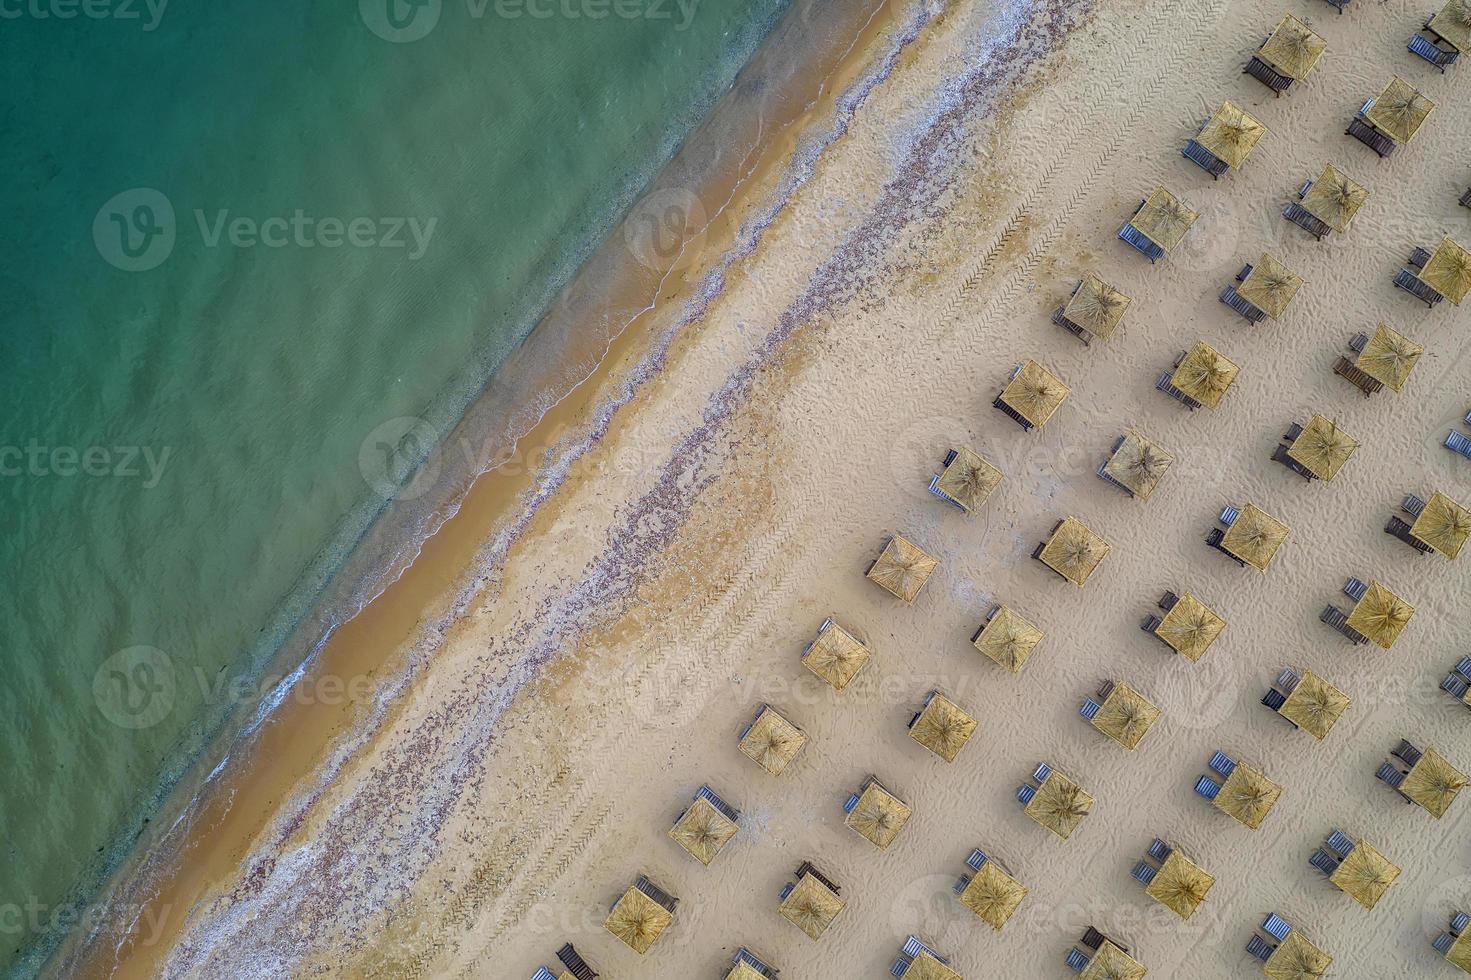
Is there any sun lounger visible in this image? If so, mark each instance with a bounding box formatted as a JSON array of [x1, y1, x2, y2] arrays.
[[1118, 200, 1167, 262], [1348, 98, 1398, 157], [1247, 936, 1276, 961], [1326, 830, 1355, 856], [1436, 932, 1457, 954], [1320, 605, 1369, 644], [1396, 267, 1445, 306], [966, 847, 988, 871], [1454, 912, 1470, 932], [1131, 860, 1158, 885], [1016, 784, 1036, 805], [1080, 698, 1102, 720], [732, 949, 779, 979], [1334, 355, 1383, 395], [1344, 577, 1368, 600], [1386, 515, 1433, 553], [1376, 762, 1407, 790], [696, 785, 741, 823], [1155, 368, 1202, 409], [1276, 668, 1300, 692], [926, 450, 966, 510], [1262, 688, 1287, 711], [1456, 656, 1471, 680], [1272, 443, 1317, 481], [1182, 138, 1229, 178], [993, 393, 1034, 430], [1245, 54, 1294, 95], [1033, 762, 1053, 782], [1148, 838, 1171, 862], [1309, 848, 1341, 876], [1284, 199, 1332, 239], [1208, 750, 1236, 776], [843, 792, 860, 813], [1081, 927, 1118, 952], [533, 969, 557, 980], [1446, 430, 1471, 459], [1410, 23, 1461, 71], [1462, 187, 1471, 208], [1442, 673, 1468, 699], [554, 944, 597, 980], [1205, 527, 1247, 566], [893, 936, 949, 977], [1221, 264, 1268, 323], [1323, 0, 1349, 11], [1194, 775, 1222, 799], [1263, 913, 1292, 941], [1065, 948, 1090, 972], [1140, 613, 1162, 634], [1221, 505, 1241, 524], [1393, 739, 1423, 767]]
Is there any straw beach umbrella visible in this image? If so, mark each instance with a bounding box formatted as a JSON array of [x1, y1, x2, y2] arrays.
[[668, 797, 739, 866], [1171, 342, 1239, 409], [1063, 273, 1132, 341], [1090, 682, 1161, 751], [1213, 764, 1281, 829], [1366, 76, 1435, 145], [801, 621, 871, 692], [960, 860, 1028, 930], [1260, 14, 1326, 79], [1263, 931, 1332, 979], [1024, 770, 1094, 840], [867, 535, 939, 603], [1345, 580, 1414, 650], [1133, 186, 1198, 253], [1400, 747, 1468, 818], [1038, 516, 1111, 587], [1355, 323, 1422, 392], [974, 606, 1045, 673], [1422, 237, 1471, 306], [778, 872, 845, 940], [935, 446, 1003, 513], [1198, 101, 1267, 169], [1145, 850, 1214, 920], [1238, 254, 1303, 319], [1430, 0, 1471, 52], [1081, 941, 1147, 980], [728, 963, 771, 980], [909, 693, 978, 763], [845, 781, 912, 849], [1002, 360, 1071, 428], [1329, 840, 1400, 909], [739, 706, 807, 776], [1446, 932, 1471, 973], [1287, 415, 1358, 481], [1103, 430, 1175, 500], [1277, 671, 1350, 741], [1221, 504, 1289, 571], [1155, 593, 1226, 662], [1300, 164, 1368, 233], [605, 886, 674, 954], [907, 951, 961, 980], [1410, 491, 1471, 559]]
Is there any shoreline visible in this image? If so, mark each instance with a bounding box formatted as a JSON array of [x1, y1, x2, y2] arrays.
[[48, 0, 922, 975]]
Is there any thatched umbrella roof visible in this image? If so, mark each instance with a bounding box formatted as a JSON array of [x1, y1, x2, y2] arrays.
[[1038, 516, 1111, 587], [974, 606, 1045, 673], [1328, 840, 1400, 909], [935, 446, 1003, 513], [1447, 931, 1471, 972], [1197, 101, 1267, 168], [1287, 414, 1359, 481], [1263, 931, 1332, 980], [1259, 14, 1327, 79], [1081, 941, 1147, 980], [960, 860, 1028, 930], [1301, 164, 1368, 233], [1278, 671, 1350, 740], [1422, 237, 1471, 306], [1430, 0, 1471, 51], [845, 781, 912, 849], [604, 885, 674, 954], [728, 962, 773, 980], [1001, 360, 1071, 428], [778, 872, 846, 940], [1171, 341, 1239, 409], [1345, 580, 1415, 650], [1238, 253, 1304, 319], [1063, 272, 1132, 341], [1213, 763, 1281, 829], [1220, 503, 1290, 571], [1102, 430, 1175, 500], [1133, 186, 1198, 252], [668, 797, 739, 866], [801, 621, 871, 692], [1155, 593, 1226, 662], [1090, 682, 1161, 751], [867, 534, 940, 603], [1145, 850, 1214, 920], [907, 952, 961, 980], [739, 705, 807, 776], [1366, 76, 1435, 145], [909, 693, 978, 763], [1024, 770, 1094, 840], [1401, 747, 1468, 818], [1410, 490, 1471, 559], [1355, 322, 1422, 392]]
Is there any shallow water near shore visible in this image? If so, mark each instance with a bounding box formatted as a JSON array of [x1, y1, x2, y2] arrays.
[[0, 0, 792, 972]]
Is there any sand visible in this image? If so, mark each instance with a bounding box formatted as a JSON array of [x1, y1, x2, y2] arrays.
[[66, 0, 1471, 975]]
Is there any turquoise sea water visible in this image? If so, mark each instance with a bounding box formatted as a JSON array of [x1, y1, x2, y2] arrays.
[[0, 0, 788, 972]]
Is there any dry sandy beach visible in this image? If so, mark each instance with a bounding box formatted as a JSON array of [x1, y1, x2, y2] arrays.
[[64, 0, 1471, 975]]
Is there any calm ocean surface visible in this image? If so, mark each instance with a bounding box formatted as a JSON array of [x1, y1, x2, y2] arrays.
[[0, 0, 788, 971]]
